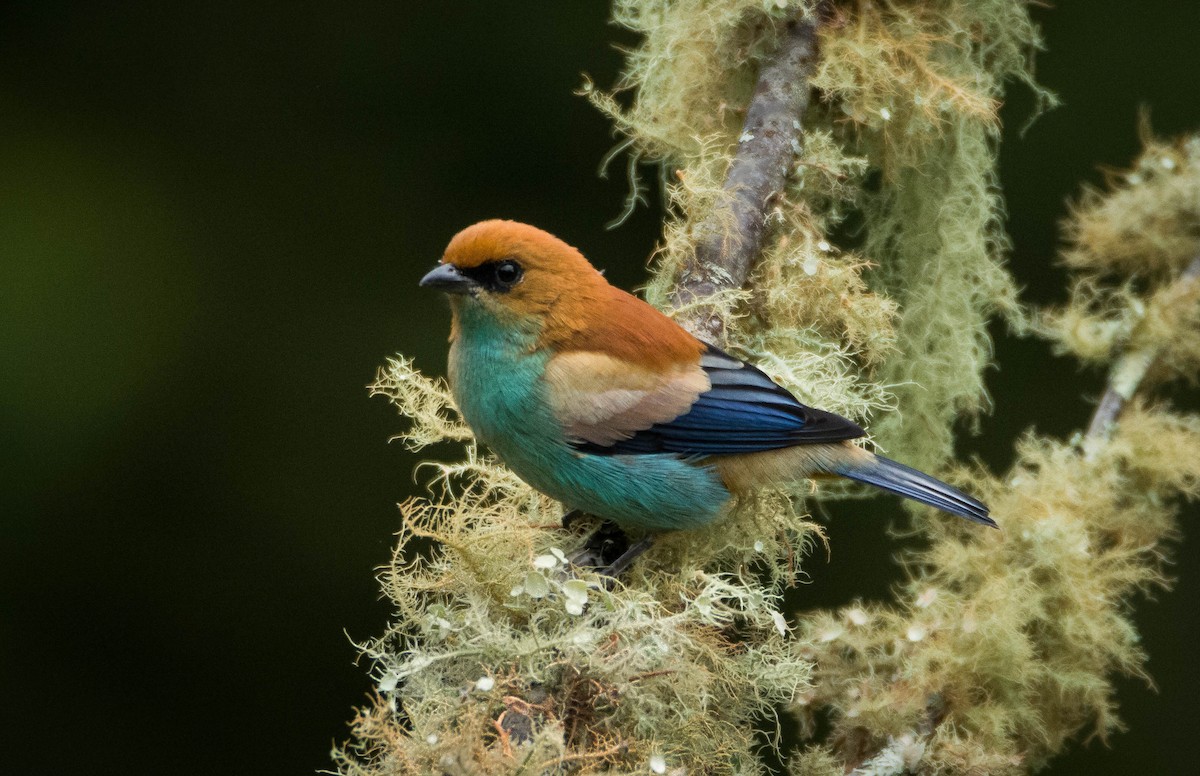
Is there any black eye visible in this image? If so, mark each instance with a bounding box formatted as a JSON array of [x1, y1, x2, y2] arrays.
[[493, 260, 523, 288]]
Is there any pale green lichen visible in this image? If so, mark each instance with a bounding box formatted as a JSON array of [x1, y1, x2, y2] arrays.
[[790, 130, 1200, 773], [1041, 130, 1200, 386], [336, 5, 1198, 776], [792, 403, 1199, 773], [338, 370, 816, 774], [591, 0, 1053, 470], [1062, 128, 1200, 280]]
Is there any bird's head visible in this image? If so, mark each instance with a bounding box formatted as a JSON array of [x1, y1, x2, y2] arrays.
[[421, 220, 610, 336]]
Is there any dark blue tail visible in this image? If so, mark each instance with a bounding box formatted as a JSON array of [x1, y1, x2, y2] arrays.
[[835, 455, 995, 527]]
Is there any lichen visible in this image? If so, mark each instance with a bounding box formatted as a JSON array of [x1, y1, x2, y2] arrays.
[[793, 403, 1198, 773], [1041, 130, 1200, 385], [590, 0, 1053, 469], [336, 5, 1198, 776], [338, 361, 816, 774], [789, 128, 1200, 772]]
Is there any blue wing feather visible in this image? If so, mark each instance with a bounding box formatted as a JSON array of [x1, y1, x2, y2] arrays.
[[574, 345, 865, 456]]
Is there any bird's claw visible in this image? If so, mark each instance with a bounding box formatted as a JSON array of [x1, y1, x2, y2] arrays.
[[563, 519, 628, 569], [595, 536, 655, 587], [561, 519, 654, 589]]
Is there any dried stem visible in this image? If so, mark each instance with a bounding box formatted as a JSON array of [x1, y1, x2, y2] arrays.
[[668, 7, 826, 341], [1083, 253, 1200, 454]]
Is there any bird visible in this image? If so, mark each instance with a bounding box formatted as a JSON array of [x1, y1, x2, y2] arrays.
[[419, 220, 993, 572]]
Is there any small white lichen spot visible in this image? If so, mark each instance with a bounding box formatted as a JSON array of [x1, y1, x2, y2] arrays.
[[426, 733, 438, 745], [771, 610, 789, 637], [1161, 156, 1177, 170], [753, 539, 764, 552], [803, 256, 820, 276], [818, 625, 843, 643], [533, 553, 559, 570], [509, 584, 524, 597], [879, 107, 892, 121], [817, 239, 831, 252], [524, 571, 550, 599], [1127, 173, 1144, 185], [739, 131, 755, 143], [846, 607, 869, 626], [378, 671, 400, 693], [563, 579, 590, 614], [915, 588, 938, 609], [906, 625, 927, 642], [475, 676, 495, 692], [650, 755, 667, 774], [899, 734, 926, 770], [549, 547, 567, 563]]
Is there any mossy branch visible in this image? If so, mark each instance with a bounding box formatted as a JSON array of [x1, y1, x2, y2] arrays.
[[338, 7, 1200, 776], [1084, 254, 1200, 452], [669, 7, 826, 341], [794, 129, 1200, 775]]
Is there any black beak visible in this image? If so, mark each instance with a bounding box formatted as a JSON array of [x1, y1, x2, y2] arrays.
[[419, 263, 476, 294]]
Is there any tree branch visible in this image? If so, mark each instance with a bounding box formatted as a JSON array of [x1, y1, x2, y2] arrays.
[[1083, 253, 1200, 455], [669, 9, 826, 341], [846, 693, 946, 776]]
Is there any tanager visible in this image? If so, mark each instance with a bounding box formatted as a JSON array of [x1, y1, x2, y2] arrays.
[[420, 220, 992, 567]]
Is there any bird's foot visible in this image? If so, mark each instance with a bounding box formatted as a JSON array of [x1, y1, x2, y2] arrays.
[[563, 518, 629, 570], [561, 518, 654, 588], [596, 535, 655, 587]]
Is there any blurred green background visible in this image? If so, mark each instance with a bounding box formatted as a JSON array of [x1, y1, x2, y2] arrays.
[[2, 2, 1198, 773]]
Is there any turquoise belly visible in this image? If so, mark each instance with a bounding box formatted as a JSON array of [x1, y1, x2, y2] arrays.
[[448, 318, 730, 532]]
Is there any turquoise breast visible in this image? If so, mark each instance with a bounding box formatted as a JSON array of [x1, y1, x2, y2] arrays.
[[448, 304, 730, 532]]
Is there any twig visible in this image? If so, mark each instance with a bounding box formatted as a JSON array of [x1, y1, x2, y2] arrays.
[[1083, 254, 1200, 456], [669, 7, 827, 341], [536, 741, 627, 771], [846, 693, 946, 776]]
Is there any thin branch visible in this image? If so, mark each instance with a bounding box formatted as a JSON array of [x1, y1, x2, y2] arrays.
[[1083, 253, 1200, 455], [846, 693, 946, 776], [669, 7, 827, 341]]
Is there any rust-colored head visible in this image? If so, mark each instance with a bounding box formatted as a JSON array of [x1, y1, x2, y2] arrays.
[[443, 220, 600, 276], [421, 220, 704, 367], [420, 220, 605, 312]]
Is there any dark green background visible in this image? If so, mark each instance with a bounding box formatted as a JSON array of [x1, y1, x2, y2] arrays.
[[3, 2, 1198, 773]]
